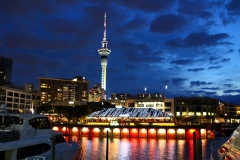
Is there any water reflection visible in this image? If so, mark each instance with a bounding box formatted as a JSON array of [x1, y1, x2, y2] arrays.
[[70, 136, 229, 160]]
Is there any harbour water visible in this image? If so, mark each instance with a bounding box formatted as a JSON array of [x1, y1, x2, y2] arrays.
[[68, 135, 230, 160]]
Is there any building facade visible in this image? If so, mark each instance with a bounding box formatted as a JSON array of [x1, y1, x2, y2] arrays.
[[222, 103, 236, 117], [174, 97, 220, 123], [0, 85, 40, 113], [106, 93, 174, 115], [38, 76, 89, 106], [0, 56, 12, 85]]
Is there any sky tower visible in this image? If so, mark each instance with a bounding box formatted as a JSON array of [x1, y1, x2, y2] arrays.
[[98, 12, 111, 92]]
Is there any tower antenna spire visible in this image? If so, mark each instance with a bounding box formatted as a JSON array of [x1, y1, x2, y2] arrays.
[[103, 12, 107, 41]]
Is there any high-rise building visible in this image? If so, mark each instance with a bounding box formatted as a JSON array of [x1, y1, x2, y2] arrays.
[[98, 13, 111, 94], [0, 56, 12, 85], [38, 76, 89, 106]]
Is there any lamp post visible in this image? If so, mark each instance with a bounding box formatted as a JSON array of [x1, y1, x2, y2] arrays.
[[165, 85, 168, 98]]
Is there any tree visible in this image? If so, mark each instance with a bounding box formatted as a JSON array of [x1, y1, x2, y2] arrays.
[[36, 104, 52, 114]]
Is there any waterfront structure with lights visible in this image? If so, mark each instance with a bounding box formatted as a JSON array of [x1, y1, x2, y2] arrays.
[[98, 13, 111, 96]]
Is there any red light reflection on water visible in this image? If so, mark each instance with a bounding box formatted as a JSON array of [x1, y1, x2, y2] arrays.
[[69, 136, 209, 160], [65, 136, 79, 143]]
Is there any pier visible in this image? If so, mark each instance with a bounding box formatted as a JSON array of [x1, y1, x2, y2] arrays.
[[52, 124, 207, 140]]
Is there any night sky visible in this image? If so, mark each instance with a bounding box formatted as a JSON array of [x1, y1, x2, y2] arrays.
[[0, 0, 240, 104]]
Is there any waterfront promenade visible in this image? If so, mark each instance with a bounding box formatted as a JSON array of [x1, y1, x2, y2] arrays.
[[52, 123, 207, 140]]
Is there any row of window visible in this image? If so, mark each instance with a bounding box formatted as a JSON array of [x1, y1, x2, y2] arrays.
[[7, 98, 31, 103], [6, 103, 31, 109], [137, 104, 166, 107], [175, 99, 219, 105], [6, 92, 32, 99], [175, 105, 214, 112], [176, 112, 214, 117]]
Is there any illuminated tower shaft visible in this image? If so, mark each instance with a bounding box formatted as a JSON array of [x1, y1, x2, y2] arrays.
[[98, 13, 111, 91]]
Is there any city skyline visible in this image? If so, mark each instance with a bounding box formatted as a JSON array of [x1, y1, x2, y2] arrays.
[[0, 1, 240, 104]]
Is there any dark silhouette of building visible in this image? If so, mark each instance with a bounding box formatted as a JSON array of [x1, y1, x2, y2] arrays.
[[0, 56, 12, 85]]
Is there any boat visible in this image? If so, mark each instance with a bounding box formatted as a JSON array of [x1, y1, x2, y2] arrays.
[[221, 123, 235, 136], [0, 104, 79, 160], [218, 125, 240, 160]]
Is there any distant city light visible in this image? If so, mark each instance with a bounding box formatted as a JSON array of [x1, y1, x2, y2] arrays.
[[69, 101, 74, 104]]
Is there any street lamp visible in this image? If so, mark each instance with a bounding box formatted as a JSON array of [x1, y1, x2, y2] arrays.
[[165, 85, 168, 98]]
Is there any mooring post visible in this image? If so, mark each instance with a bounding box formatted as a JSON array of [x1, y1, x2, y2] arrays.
[[196, 135, 202, 160], [193, 131, 196, 160], [51, 134, 55, 160], [106, 130, 108, 160]]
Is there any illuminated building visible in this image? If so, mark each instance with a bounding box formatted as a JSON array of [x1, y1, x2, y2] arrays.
[[0, 84, 40, 113], [106, 93, 174, 115], [38, 76, 89, 106], [174, 97, 221, 123], [0, 56, 12, 85], [98, 13, 111, 97]]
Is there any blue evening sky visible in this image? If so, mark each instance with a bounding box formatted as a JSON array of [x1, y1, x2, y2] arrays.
[[0, 0, 240, 104]]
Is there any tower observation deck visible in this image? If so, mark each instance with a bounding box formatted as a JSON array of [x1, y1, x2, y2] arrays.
[[98, 12, 111, 93]]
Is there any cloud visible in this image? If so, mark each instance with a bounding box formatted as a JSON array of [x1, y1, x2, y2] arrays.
[[220, 58, 230, 62], [178, 90, 217, 97], [208, 66, 222, 69], [165, 32, 230, 48], [150, 14, 187, 33], [119, 41, 165, 64], [205, 20, 217, 27], [225, 79, 232, 81], [213, 58, 230, 64], [116, 0, 176, 12], [199, 11, 213, 19], [178, 0, 205, 16], [200, 87, 219, 90], [226, 0, 240, 15], [223, 90, 240, 94], [0, 1, 55, 18], [170, 58, 203, 66], [170, 59, 192, 65], [187, 68, 205, 72], [190, 81, 214, 87], [184, 32, 230, 47], [118, 18, 147, 34], [209, 56, 220, 64], [163, 78, 188, 87], [224, 84, 233, 88], [171, 78, 188, 85]]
